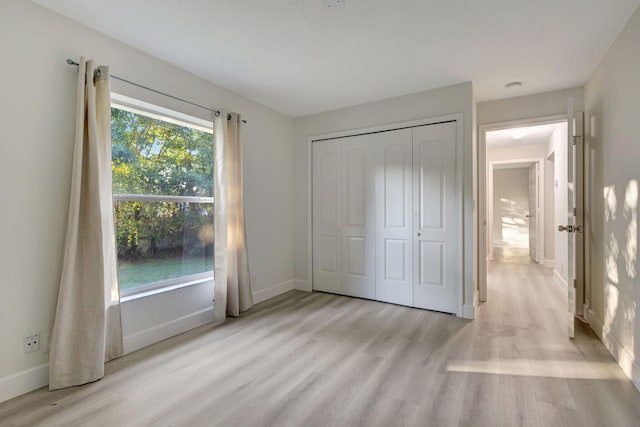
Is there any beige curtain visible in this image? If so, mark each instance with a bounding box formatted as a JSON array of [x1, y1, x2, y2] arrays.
[[213, 113, 253, 322], [49, 58, 123, 390]]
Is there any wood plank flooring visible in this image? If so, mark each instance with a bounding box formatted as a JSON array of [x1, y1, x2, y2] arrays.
[[2, 249, 640, 426]]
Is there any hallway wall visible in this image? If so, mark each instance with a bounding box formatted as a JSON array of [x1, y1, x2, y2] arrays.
[[584, 5, 640, 390]]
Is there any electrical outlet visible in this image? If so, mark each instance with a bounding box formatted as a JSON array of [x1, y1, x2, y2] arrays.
[[24, 332, 40, 354]]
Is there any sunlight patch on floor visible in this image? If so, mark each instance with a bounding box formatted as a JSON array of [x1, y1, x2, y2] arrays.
[[446, 359, 627, 380]]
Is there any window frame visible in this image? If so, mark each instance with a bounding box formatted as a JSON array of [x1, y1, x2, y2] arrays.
[[111, 94, 215, 299]]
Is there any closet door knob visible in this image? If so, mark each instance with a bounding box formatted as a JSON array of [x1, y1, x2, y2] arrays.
[[417, 232, 421, 237]]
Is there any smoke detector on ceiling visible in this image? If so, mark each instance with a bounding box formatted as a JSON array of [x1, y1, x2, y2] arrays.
[[324, 0, 346, 8]]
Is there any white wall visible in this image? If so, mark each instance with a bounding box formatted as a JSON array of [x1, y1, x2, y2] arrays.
[[492, 168, 530, 247], [0, 0, 295, 402], [293, 82, 476, 316], [545, 124, 569, 285], [478, 87, 584, 125], [584, 5, 640, 390], [487, 143, 547, 163]]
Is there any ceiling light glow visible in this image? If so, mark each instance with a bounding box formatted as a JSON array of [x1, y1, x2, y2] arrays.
[[508, 128, 528, 139]]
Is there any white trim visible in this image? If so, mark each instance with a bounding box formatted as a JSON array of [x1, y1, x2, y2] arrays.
[[455, 118, 465, 318], [586, 307, 603, 334], [553, 269, 568, 293], [113, 194, 214, 203], [478, 114, 567, 303], [0, 363, 49, 403], [307, 134, 313, 295], [122, 307, 214, 354], [306, 113, 465, 316], [111, 93, 213, 133], [120, 276, 213, 301], [295, 279, 311, 292], [252, 280, 296, 304], [544, 258, 555, 268], [587, 309, 640, 392], [308, 114, 462, 142], [462, 304, 475, 319]]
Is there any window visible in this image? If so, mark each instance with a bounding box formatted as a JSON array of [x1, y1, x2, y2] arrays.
[[111, 98, 214, 298]]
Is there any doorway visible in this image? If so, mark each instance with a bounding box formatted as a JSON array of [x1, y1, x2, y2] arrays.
[[489, 161, 539, 259], [478, 118, 568, 302]]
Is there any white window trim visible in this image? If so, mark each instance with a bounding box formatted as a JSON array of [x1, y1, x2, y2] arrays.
[[114, 194, 214, 204], [111, 92, 214, 133], [112, 100, 215, 300], [120, 272, 214, 302]]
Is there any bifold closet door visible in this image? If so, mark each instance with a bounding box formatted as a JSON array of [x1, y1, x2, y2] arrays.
[[312, 136, 375, 299], [413, 122, 458, 314], [312, 140, 341, 294], [313, 121, 459, 314], [341, 135, 375, 299], [373, 129, 413, 306]]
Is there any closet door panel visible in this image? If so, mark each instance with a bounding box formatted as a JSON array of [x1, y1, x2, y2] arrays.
[[374, 129, 413, 306], [312, 140, 341, 294], [341, 135, 375, 299], [413, 122, 458, 313]]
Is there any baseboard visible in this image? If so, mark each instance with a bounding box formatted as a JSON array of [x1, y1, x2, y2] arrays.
[[462, 304, 475, 319], [0, 363, 48, 403], [586, 308, 640, 392], [544, 258, 555, 269], [123, 307, 214, 354], [295, 279, 311, 292], [252, 279, 296, 305], [553, 269, 568, 293], [586, 308, 603, 338]]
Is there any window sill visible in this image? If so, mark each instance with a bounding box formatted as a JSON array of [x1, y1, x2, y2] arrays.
[[120, 276, 214, 303]]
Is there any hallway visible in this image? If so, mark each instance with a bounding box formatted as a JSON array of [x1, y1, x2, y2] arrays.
[[469, 247, 640, 425]]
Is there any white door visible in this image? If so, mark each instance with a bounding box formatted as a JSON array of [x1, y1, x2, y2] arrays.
[[341, 135, 376, 299], [412, 122, 458, 314], [562, 98, 585, 338], [528, 163, 539, 263], [374, 129, 413, 306], [312, 140, 341, 294]]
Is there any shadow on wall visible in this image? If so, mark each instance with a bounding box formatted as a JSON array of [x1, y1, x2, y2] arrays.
[[498, 197, 529, 247], [603, 179, 638, 373]]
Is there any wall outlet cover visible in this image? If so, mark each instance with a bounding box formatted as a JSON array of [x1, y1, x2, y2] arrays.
[[24, 332, 40, 354]]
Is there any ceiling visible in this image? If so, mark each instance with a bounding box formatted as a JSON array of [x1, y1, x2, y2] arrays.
[[34, 0, 640, 117], [486, 123, 562, 148]]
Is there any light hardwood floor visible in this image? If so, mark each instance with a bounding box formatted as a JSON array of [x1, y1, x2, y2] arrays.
[[2, 250, 640, 426]]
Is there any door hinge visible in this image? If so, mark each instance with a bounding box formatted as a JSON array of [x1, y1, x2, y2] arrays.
[[572, 135, 581, 146], [573, 279, 577, 288], [573, 207, 576, 216]]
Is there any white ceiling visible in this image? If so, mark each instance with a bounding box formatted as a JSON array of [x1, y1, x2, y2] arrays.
[[34, 0, 640, 117], [486, 123, 562, 148]]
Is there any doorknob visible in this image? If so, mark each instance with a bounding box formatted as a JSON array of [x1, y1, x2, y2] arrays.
[[525, 214, 531, 218], [417, 232, 421, 237], [558, 225, 585, 233]]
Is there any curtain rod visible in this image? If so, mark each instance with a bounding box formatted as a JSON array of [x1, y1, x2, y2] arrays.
[[66, 59, 246, 123]]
